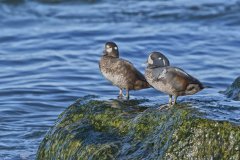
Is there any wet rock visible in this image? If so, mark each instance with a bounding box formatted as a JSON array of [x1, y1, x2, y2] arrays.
[[223, 76, 240, 100], [37, 96, 240, 160]]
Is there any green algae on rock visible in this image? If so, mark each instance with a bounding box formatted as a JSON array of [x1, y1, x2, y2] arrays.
[[37, 96, 240, 160], [223, 76, 240, 101]]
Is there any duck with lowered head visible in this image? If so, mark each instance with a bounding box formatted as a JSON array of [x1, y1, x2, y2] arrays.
[[145, 52, 204, 106]]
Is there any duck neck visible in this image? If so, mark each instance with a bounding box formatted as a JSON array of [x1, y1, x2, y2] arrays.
[[147, 64, 163, 69]]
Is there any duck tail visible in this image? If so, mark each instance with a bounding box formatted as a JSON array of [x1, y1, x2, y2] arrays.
[[202, 84, 213, 89]]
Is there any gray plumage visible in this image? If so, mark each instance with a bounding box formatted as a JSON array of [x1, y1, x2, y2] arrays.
[[145, 52, 204, 105], [99, 42, 151, 99]]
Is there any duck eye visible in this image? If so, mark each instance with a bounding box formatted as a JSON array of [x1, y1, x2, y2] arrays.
[[158, 57, 162, 60]]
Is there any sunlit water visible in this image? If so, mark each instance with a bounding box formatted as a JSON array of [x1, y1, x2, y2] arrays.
[[0, 0, 240, 159]]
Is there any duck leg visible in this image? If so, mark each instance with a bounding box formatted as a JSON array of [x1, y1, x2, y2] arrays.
[[173, 96, 178, 105], [126, 89, 130, 100], [118, 88, 123, 99], [168, 95, 173, 106]]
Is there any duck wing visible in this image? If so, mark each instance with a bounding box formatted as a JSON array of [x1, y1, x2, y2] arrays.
[[118, 58, 151, 89], [153, 66, 202, 92]]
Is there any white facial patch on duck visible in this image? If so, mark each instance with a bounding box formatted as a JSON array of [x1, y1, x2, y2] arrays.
[[158, 68, 167, 79], [148, 55, 153, 64], [114, 46, 118, 50], [175, 68, 189, 77], [158, 57, 167, 66], [163, 59, 166, 66], [106, 47, 113, 53]]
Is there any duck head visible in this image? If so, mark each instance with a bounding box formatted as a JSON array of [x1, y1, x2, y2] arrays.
[[103, 42, 119, 58], [147, 51, 170, 68]]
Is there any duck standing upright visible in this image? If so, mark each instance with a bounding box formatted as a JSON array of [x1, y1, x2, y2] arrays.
[[99, 42, 151, 100], [145, 52, 204, 105]]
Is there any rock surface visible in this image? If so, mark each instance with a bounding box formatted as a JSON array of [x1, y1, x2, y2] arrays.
[[223, 76, 240, 100], [37, 96, 240, 160]]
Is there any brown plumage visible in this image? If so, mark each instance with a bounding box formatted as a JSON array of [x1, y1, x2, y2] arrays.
[[99, 42, 150, 99], [145, 52, 204, 105]]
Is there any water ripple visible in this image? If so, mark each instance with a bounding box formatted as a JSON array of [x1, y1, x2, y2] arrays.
[[0, 0, 240, 159]]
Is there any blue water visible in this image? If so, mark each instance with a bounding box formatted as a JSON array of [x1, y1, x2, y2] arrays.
[[0, 0, 240, 159]]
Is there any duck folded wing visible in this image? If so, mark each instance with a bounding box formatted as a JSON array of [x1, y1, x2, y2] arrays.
[[120, 60, 150, 89], [154, 67, 203, 93]]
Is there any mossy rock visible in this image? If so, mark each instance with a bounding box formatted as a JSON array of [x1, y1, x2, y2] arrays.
[[223, 76, 240, 101], [37, 96, 240, 160]]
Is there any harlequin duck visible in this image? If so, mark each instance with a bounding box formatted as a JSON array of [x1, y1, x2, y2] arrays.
[[99, 42, 151, 100], [145, 52, 204, 105]]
